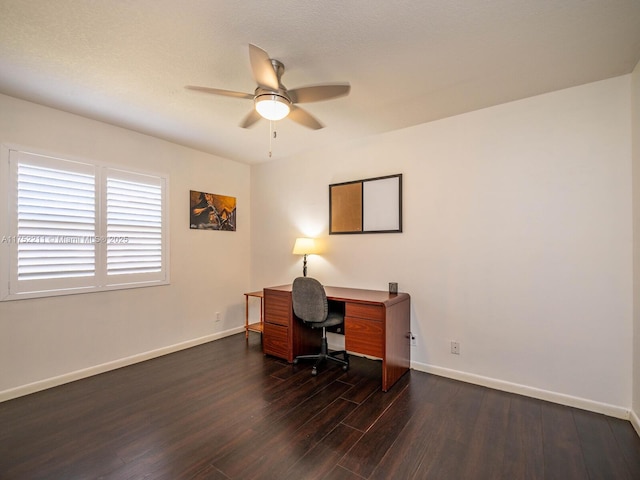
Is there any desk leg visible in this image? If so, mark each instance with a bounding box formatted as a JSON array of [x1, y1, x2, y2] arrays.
[[259, 296, 264, 331], [245, 295, 249, 341]]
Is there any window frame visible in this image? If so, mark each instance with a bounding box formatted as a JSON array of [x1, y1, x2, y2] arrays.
[[0, 145, 170, 301]]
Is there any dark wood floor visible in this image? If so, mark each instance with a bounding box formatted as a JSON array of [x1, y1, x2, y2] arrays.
[[1, 333, 640, 480]]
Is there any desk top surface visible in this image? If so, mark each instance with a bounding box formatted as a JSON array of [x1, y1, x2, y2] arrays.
[[264, 284, 409, 307]]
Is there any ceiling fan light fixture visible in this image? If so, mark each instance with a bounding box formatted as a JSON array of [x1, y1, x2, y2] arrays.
[[255, 93, 291, 121]]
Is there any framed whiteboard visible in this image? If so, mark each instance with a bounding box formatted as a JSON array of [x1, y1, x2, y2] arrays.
[[329, 174, 402, 234]]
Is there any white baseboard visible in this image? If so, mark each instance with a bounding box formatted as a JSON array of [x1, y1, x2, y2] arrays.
[[0, 326, 244, 403], [631, 410, 640, 437], [411, 360, 631, 420]]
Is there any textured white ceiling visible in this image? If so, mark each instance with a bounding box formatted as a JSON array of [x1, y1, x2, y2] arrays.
[[1, 1, 639, 164]]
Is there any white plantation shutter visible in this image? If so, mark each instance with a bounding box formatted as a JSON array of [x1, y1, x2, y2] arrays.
[[2, 149, 168, 301], [7, 152, 97, 295], [106, 171, 164, 282], [17, 162, 96, 280]]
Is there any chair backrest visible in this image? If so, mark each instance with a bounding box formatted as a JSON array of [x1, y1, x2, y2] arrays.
[[292, 277, 328, 324]]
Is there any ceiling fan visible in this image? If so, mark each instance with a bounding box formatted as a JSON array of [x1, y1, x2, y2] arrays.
[[186, 44, 350, 130]]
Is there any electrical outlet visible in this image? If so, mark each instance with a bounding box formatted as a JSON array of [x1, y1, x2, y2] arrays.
[[451, 341, 460, 355], [215, 312, 221, 322], [411, 334, 417, 347]]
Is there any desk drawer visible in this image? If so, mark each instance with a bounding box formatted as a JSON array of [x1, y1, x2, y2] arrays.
[[264, 289, 291, 327], [345, 303, 384, 321], [263, 322, 289, 359], [345, 317, 383, 358]]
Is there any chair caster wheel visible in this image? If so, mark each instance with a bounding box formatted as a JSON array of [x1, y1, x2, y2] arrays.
[[293, 358, 299, 365], [311, 368, 318, 376], [342, 365, 349, 371]]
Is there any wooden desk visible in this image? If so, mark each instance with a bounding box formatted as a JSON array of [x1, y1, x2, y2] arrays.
[[262, 284, 411, 392], [244, 291, 264, 340]]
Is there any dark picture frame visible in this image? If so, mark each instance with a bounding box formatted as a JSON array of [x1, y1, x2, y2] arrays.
[[329, 174, 402, 234]]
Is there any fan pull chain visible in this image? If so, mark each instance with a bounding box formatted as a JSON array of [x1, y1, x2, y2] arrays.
[[268, 121, 278, 158]]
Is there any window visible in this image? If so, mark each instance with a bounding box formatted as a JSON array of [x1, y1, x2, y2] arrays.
[[1, 148, 169, 300]]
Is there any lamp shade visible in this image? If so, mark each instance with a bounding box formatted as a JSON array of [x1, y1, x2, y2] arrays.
[[255, 94, 291, 121], [292, 237, 318, 255]]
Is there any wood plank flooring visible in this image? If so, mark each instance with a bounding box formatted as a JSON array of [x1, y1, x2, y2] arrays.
[[1, 332, 639, 479]]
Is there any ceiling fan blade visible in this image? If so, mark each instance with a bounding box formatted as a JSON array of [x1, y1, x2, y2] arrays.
[[240, 109, 262, 128], [185, 85, 253, 99], [249, 44, 279, 90], [288, 84, 350, 104], [288, 106, 324, 130]]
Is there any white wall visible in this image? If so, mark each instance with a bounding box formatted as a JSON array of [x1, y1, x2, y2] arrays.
[[251, 76, 633, 415], [632, 59, 640, 427], [0, 94, 250, 398]]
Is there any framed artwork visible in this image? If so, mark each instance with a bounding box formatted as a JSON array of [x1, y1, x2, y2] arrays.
[[190, 190, 236, 231], [329, 174, 402, 234]]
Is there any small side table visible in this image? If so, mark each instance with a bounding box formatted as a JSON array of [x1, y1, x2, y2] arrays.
[[244, 290, 264, 341]]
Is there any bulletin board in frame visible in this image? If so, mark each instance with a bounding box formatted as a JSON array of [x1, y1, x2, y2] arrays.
[[329, 173, 402, 234]]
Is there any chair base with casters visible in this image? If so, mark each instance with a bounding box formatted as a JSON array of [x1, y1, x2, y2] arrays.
[[293, 326, 349, 376]]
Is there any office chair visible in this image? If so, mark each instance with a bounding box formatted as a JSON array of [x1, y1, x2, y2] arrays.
[[292, 277, 349, 376]]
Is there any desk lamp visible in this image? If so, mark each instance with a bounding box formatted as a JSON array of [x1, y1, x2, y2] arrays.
[[292, 237, 318, 277]]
